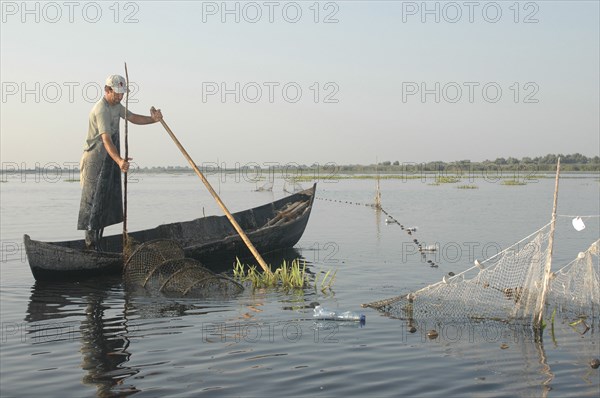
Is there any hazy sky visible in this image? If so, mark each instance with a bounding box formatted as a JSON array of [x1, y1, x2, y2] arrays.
[[1, 1, 599, 168]]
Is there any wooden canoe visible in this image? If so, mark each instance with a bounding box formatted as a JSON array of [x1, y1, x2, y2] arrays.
[[24, 184, 316, 281]]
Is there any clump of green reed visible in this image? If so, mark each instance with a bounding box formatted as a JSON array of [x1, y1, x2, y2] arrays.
[[457, 184, 478, 189], [314, 269, 337, 293], [233, 258, 336, 292], [435, 176, 461, 184], [502, 179, 527, 186], [234, 258, 306, 289]]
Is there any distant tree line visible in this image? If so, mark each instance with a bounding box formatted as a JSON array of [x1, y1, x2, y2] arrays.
[[132, 153, 598, 174], [123, 153, 600, 174], [4, 153, 596, 176], [361, 153, 600, 173]]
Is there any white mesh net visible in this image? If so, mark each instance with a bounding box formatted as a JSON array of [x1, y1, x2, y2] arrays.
[[548, 239, 600, 318], [283, 180, 304, 194], [364, 224, 599, 325], [254, 180, 274, 192]]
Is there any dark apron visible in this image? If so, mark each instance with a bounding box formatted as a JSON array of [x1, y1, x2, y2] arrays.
[[77, 132, 123, 231]]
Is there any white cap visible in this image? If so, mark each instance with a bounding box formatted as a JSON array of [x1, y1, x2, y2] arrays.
[[105, 75, 127, 94]]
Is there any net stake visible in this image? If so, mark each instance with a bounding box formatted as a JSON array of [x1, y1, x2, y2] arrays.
[[535, 157, 561, 328], [158, 118, 272, 275]]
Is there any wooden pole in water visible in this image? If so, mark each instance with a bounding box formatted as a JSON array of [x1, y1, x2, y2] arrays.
[[122, 62, 130, 258], [535, 157, 561, 328], [374, 159, 382, 210], [158, 118, 272, 275]]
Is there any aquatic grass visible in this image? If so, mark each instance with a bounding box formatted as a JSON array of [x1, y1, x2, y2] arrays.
[[294, 175, 435, 182], [64, 179, 80, 182], [316, 269, 337, 293], [550, 308, 557, 346], [435, 176, 461, 184], [233, 258, 307, 289], [457, 184, 478, 189], [234, 258, 336, 292], [502, 179, 527, 186], [525, 175, 544, 180], [292, 173, 591, 182]]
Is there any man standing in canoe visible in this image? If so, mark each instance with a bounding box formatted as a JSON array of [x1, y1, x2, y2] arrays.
[[78, 74, 162, 250]]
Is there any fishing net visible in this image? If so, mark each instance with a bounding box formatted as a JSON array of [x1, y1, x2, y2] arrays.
[[363, 223, 600, 324], [255, 180, 274, 192], [283, 180, 304, 194], [548, 239, 600, 318], [123, 239, 244, 297]]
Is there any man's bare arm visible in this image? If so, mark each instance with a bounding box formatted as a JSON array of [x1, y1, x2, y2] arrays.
[[127, 106, 163, 125]]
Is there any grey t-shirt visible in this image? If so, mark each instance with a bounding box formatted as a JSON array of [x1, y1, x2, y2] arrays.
[[83, 97, 132, 151]]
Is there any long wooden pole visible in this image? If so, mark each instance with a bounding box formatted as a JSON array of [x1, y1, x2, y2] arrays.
[[123, 62, 130, 255], [535, 157, 561, 327], [158, 118, 272, 275]]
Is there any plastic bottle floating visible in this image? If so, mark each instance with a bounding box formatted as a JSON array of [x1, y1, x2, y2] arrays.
[[313, 305, 366, 325], [419, 244, 438, 252]]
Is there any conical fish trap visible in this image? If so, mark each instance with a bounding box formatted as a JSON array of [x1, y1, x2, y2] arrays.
[[124, 239, 185, 286], [124, 239, 243, 297]]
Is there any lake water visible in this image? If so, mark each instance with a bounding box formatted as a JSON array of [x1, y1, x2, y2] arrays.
[[1, 172, 599, 397]]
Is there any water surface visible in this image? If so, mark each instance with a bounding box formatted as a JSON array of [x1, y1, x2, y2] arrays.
[[1, 174, 599, 397]]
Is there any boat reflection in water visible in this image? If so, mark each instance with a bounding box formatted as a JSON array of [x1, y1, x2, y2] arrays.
[[25, 277, 139, 396]]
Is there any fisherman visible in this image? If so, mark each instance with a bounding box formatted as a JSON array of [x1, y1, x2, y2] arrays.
[[77, 75, 163, 250]]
